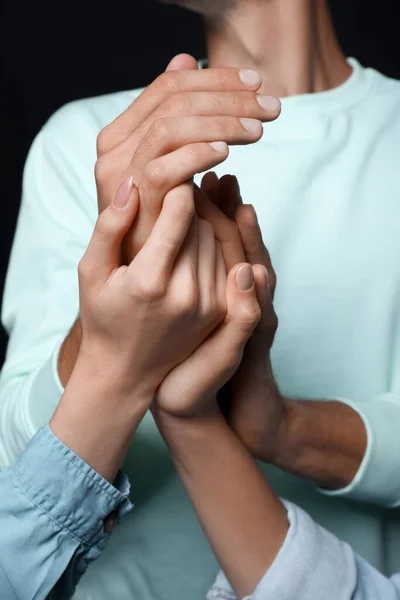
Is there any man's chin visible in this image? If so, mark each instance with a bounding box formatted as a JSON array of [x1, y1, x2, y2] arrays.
[[158, 0, 235, 19]]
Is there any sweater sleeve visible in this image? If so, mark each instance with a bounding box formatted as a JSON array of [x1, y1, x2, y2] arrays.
[[0, 101, 98, 468], [0, 425, 132, 600], [206, 501, 400, 600], [319, 394, 400, 507]]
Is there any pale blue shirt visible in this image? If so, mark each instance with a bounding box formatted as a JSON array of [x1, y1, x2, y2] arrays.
[[1, 425, 399, 600], [0, 425, 132, 599], [209, 501, 400, 600]]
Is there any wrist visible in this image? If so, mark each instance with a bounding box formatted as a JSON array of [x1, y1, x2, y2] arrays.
[[154, 402, 224, 449], [267, 397, 298, 468], [75, 342, 156, 407], [50, 354, 154, 482]]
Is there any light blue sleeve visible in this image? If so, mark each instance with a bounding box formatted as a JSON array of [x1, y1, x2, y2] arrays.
[[207, 501, 400, 600], [0, 424, 132, 600]]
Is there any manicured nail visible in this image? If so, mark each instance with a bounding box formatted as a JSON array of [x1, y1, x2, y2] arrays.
[[113, 176, 134, 209], [236, 264, 254, 291], [209, 141, 228, 153], [239, 69, 262, 88], [256, 95, 282, 112], [240, 118, 263, 133]]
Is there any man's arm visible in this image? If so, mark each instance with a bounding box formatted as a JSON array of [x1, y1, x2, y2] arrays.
[[203, 174, 399, 507]]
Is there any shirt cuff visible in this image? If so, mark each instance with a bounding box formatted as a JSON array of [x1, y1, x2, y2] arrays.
[[207, 501, 357, 600], [318, 395, 400, 507], [11, 424, 133, 553]]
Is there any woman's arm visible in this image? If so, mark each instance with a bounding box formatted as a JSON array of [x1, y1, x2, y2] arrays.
[[158, 408, 289, 599], [159, 408, 400, 600]]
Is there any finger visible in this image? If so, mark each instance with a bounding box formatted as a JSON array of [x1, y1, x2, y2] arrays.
[[201, 171, 219, 202], [131, 115, 262, 182], [214, 174, 243, 220], [122, 91, 278, 163], [158, 263, 260, 416], [197, 218, 217, 309], [79, 177, 139, 282], [132, 141, 230, 252], [131, 181, 195, 282], [194, 189, 246, 271], [252, 264, 279, 338], [166, 53, 199, 72], [101, 67, 265, 150], [235, 203, 277, 296], [215, 241, 228, 314]]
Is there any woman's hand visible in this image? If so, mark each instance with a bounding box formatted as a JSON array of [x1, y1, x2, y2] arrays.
[[156, 261, 262, 417], [50, 177, 226, 480]]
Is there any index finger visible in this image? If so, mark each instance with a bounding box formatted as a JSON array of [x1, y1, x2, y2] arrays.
[[107, 67, 262, 149]]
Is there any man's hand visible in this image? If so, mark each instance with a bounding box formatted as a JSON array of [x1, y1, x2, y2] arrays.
[[203, 174, 367, 491], [95, 53, 281, 259], [198, 174, 286, 461]]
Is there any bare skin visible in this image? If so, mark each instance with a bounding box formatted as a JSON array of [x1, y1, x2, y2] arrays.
[[59, 0, 367, 491]]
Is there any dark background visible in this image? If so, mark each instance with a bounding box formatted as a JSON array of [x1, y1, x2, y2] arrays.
[[0, 0, 398, 363]]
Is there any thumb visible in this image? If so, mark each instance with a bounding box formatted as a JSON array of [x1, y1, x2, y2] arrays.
[[166, 53, 199, 71], [80, 177, 139, 282]]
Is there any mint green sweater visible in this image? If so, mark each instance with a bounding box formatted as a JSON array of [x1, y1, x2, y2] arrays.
[[1, 59, 400, 600]]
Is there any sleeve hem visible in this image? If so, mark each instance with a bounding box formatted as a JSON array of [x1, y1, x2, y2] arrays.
[[11, 425, 133, 549], [318, 396, 400, 507]]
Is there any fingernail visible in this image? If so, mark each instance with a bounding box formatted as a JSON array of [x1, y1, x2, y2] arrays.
[[240, 118, 263, 134], [256, 95, 282, 112], [239, 69, 262, 88], [236, 264, 254, 291], [113, 176, 134, 209], [209, 141, 228, 153]]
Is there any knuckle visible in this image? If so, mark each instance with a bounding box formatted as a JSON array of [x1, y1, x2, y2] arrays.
[[94, 156, 111, 184], [231, 94, 247, 112], [144, 160, 168, 189], [131, 275, 166, 301], [156, 71, 182, 95], [165, 92, 191, 115], [78, 256, 91, 282], [96, 126, 112, 157], [176, 282, 198, 314], [240, 302, 262, 327], [148, 118, 174, 143]]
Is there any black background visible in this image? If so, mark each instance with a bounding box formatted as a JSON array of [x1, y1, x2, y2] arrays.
[[0, 0, 398, 362]]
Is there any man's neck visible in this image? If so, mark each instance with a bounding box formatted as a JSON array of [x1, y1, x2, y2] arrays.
[[205, 0, 351, 97]]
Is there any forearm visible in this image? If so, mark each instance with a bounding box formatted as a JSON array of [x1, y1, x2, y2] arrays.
[[51, 355, 151, 482], [157, 407, 289, 599], [272, 398, 367, 490]]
